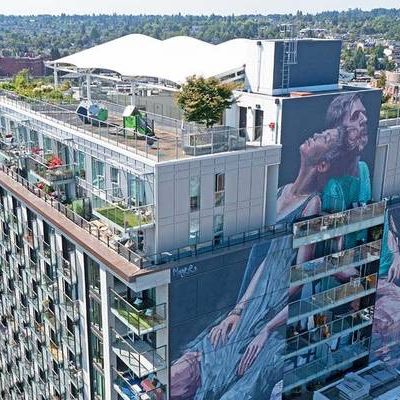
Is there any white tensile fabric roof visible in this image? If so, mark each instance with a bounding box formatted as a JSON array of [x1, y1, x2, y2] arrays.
[[51, 34, 254, 84]]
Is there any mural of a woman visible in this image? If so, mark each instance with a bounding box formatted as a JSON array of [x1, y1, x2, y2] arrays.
[[372, 206, 400, 365], [170, 93, 375, 400], [170, 128, 344, 400]]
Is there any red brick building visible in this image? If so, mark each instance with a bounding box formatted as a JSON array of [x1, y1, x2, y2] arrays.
[[0, 56, 45, 77]]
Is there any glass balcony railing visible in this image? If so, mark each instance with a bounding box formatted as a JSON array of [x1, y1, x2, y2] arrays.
[[110, 289, 166, 335], [289, 240, 382, 285], [49, 340, 63, 363], [38, 237, 57, 265], [112, 330, 167, 378], [58, 253, 77, 285], [293, 201, 386, 241], [286, 306, 374, 357], [43, 308, 57, 328], [26, 258, 41, 281], [34, 321, 46, 343], [28, 156, 74, 184], [64, 365, 83, 389], [113, 368, 167, 400], [60, 293, 80, 322], [24, 227, 37, 249], [283, 337, 371, 392], [288, 274, 378, 324], [41, 272, 59, 300]]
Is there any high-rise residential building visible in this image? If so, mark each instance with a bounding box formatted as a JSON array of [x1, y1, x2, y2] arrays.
[[0, 34, 399, 400]]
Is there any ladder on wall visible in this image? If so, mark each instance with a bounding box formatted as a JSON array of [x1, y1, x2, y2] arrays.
[[281, 24, 298, 93]]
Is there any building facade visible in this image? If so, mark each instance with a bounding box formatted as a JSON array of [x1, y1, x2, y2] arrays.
[[0, 36, 399, 400]]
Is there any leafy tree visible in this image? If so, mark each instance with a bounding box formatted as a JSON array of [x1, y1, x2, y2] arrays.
[[176, 76, 237, 127], [377, 73, 386, 88]]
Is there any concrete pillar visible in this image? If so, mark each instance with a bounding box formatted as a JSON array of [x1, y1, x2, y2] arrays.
[[246, 108, 255, 141], [75, 247, 92, 400], [99, 265, 115, 400], [53, 65, 59, 88], [86, 74, 92, 103], [264, 164, 279, 226]]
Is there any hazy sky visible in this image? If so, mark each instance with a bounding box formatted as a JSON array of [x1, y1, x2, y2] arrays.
[[1, 0, 399, 16]]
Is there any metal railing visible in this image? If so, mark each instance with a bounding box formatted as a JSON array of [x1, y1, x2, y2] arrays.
[[289, 240, 382, 285], [288, 273, 378, 323], [110, 288, 166, 335], [293, 201, 386, 240], [112, 330, 167, 378], [113, 367, 166, 400], [60, 292, 80, 322], [0, 164, 145, 267], [0, 90, 272, 162], [283, 337, 371, 392], [0, 163, 293, 270], [286, 306, 374, 357], [27, 156, 74, 183]]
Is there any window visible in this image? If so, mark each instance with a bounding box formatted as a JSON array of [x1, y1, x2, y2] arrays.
[[90, 334, 104, 368], [43, 136, 52, 154], [91, 157, 105, 190], [76, 151, 86, 178], [89, 298, 103, 332], [189, 219, 200, 245], [215, 173, 225, 207], [87, 256, 101, 296], [93, 368, 105, 398], [214, 214, 224, 234], [214, 214, 224, 246], [110, 167, 122, 198], [190, 176, 200, 211]]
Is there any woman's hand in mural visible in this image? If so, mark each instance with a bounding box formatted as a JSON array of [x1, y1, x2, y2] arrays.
[[209, 314, 240, 348], [236, 326, 270, 376]]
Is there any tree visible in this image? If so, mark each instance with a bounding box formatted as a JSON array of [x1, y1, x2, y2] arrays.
[[377, 73, 386, 89], [176, 75, 237, 128]]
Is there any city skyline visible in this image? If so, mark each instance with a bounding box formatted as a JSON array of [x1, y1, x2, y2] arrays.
[[1, 0, 399, 16]]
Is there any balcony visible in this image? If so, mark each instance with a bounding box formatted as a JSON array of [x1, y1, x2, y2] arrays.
[[41, 272, 59, 300], [283, 337, 371, 393], [25, 258, 41, 281], [24, 227, 38, 249], [59, 293, 80, 322], [110, 289, 166, 336], [289, 240, 382, 286], [64, 364, 83, 390], [287, 274, 378, 324], [34, 321, 46, 343], [293, 201, 386, 247], [61, 327, 80, 356], [112, 331, 167, 378], [28, 155, 74, 186], [43, 307, 57, 328], [49, 340, 63, 363], [94, 202, 153, 231], [285, 306, 374, 358], [38, 237, 57, 265], [113, 368, 166, 400], [58, 253, 77, 285]]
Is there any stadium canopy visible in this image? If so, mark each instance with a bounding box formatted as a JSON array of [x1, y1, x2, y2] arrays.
[[48, 34, 254, 86]]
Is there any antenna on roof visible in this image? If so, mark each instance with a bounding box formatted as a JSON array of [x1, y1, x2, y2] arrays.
[[280, 24, 298, 94]]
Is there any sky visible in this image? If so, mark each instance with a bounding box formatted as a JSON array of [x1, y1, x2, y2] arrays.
[[1, 0, 399, 16]]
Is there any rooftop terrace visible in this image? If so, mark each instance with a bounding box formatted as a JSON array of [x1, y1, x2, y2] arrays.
[[0, 90, 265, 162]]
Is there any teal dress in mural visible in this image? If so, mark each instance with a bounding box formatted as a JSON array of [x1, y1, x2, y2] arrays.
[[379, 212, 392, 277], [321, 161, 371, 249]]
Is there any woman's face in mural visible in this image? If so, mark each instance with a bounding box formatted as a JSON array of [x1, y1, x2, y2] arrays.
[[343, 98, 368, 152], [299, 129, 339, 166]]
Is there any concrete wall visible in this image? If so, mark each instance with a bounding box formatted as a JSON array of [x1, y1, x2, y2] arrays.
[[154, 146, 281, 253], [375, 124, 400, 198]]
